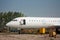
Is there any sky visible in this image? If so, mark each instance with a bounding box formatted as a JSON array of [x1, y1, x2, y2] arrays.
[[0, 0, 60, 17]]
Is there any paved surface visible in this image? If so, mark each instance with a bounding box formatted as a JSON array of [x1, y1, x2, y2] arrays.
[[0, 33, 60, 40]]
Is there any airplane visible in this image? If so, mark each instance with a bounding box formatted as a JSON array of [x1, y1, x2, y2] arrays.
[[6, 17, 60, 35]]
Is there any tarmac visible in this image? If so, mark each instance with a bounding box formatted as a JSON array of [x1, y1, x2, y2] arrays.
[[0, 33, 60, 40]]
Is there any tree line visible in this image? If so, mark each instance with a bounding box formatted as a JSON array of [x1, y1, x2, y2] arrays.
[[0, 11, 25, 31]]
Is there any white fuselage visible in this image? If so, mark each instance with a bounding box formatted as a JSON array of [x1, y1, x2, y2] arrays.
[[6, 17, 60, 28]]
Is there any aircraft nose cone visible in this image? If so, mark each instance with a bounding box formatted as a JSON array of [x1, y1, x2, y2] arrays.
[[6, 22, 11, 27], [6, 21, 14, 27], [6, 21, 19, 27]]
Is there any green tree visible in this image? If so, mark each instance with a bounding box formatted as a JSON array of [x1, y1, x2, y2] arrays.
[[0, 11, 25, 31]]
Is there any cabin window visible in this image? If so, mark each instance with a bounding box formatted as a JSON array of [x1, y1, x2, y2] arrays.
[[29, 20, 41, 22]]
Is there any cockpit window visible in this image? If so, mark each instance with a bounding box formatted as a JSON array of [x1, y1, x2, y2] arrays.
[[12, 19, 17, 21]]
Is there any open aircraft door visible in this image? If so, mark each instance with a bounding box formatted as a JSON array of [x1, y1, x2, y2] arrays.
[[20, 19, 26, 25]]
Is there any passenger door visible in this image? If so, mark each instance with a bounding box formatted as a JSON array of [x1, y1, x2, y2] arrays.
[[20, 19, 26, 25]]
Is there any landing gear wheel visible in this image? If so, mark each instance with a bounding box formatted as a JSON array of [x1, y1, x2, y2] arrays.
[[18, 30, 21, 34]]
